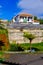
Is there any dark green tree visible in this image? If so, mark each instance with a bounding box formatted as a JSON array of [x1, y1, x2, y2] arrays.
[[34, 16, 37, 20], [39, 19, 43, 24]]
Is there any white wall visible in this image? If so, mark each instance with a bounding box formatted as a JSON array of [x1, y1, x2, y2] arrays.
[[19, 17, 33, 23], [13, 18, 15, 22], [19, 18, 23, 22], [32, 22, 39, 24]]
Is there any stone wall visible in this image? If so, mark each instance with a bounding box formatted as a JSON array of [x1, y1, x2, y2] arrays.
[[8, 29, 43, 44]]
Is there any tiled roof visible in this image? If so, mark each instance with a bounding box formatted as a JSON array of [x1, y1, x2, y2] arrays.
[[19, 13, 32, 17], [33, 20, 39, 22]]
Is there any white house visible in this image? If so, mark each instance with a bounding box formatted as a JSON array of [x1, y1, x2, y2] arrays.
[[12, 13, 33, 23], [12, 13, 39, 24]]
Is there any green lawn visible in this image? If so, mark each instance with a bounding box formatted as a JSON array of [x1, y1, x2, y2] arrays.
[[9, 42, 43, 52], [20, 42, 43, 51]]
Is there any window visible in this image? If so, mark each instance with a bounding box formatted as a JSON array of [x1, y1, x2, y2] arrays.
[[20, 16, 24, 19], [28, 17, 32, 21]]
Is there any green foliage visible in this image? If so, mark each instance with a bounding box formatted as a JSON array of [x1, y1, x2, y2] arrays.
[[0, 51, 4, 55], [0, 27, 8, 36], [0, 51, 5, 60], [2, 46, 7, 51], [23, 32, 35, 41], [9, 42, 43, 51], [9, 44, 24, 51], [39, 19, 43, 24], [20, 42, 43, 51], [34, 16, 43, 24], [12, 40, 16, 44], [23, 32, 35, 51], [34, 16, 37, 20], [9, 44, 18, 51], [20, 43, 30, 50], [0, 26, 9, 51]]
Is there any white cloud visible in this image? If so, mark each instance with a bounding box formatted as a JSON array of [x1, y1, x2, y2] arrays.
[[18, 0, 43, 18]]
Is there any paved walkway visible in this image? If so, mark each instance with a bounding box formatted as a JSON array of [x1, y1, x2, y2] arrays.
[[2, 53, 43, 65]]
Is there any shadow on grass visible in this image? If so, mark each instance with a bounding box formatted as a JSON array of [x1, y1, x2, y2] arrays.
[[28, 47, 40, 51], [0, 60, 21, 65]]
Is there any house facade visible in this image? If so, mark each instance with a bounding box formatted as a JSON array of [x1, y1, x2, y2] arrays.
[[12, 13, 39, 24]]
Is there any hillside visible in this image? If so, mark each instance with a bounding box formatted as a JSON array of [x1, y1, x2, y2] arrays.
[[0, 26, 9, 50]]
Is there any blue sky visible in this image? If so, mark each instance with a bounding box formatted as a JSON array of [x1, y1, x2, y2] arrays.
[[0, 0, 21, 20], [0, 0, 43, 20]]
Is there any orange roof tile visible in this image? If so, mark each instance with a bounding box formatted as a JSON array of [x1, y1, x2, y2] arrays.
[[34, 20, 39, 22], [19, 13, 33, 17]]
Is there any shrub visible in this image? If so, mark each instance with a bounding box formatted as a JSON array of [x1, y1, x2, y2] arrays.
[[9, 44, 24, 51], [17, 44, 24, 51], [9, 44, 18, 51]]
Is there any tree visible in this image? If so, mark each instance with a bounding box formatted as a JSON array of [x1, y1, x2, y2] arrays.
[[34, 16, 37, 20], [0, 41, 4, 50], [39, 19, 43, 24], [23, 32, 35, 51]]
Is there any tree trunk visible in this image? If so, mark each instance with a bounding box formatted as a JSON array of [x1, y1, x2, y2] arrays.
[[30, 40, 32, 52], [0, 46, 2, 50]]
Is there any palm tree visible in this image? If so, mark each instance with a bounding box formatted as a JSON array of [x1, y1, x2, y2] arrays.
[[23, 32, 35, 51]]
